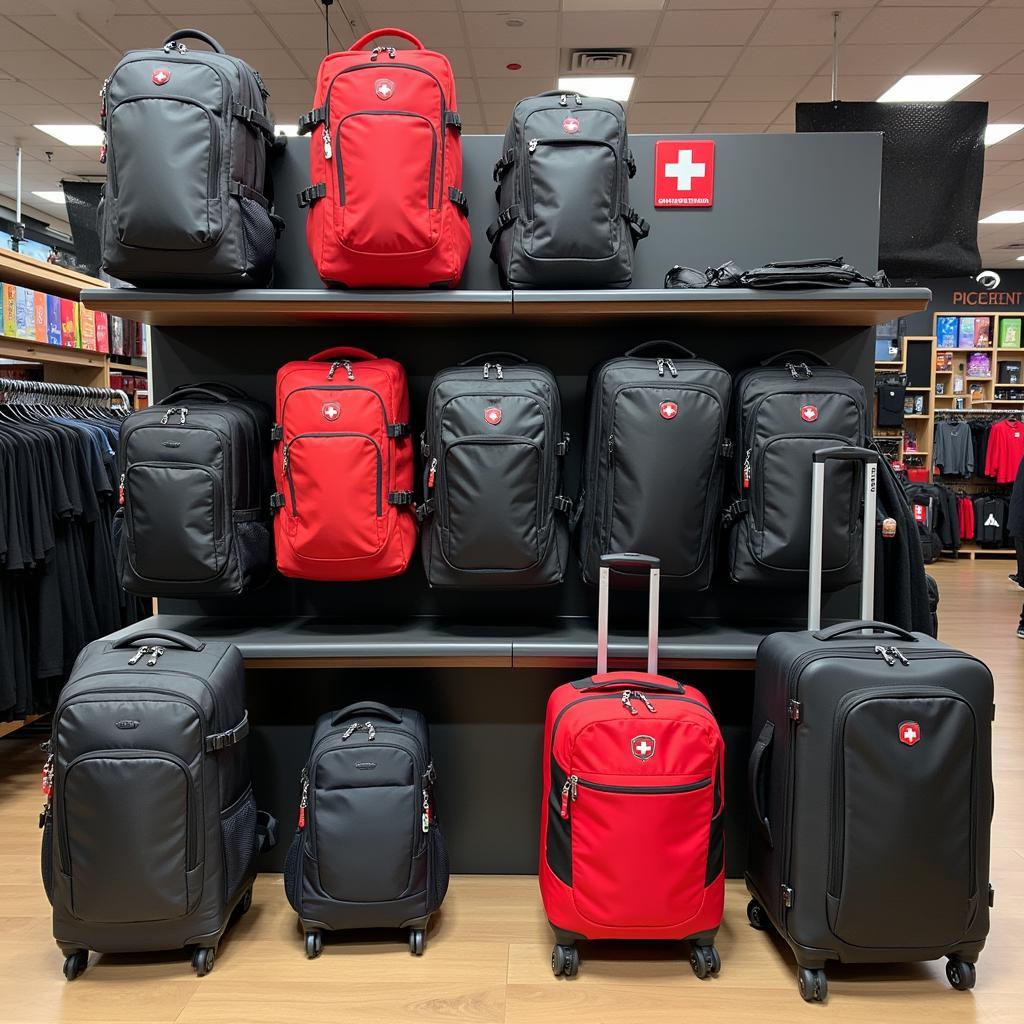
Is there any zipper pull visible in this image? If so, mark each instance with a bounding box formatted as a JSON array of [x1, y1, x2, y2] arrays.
[[742, 449, 751, 489], [370, 46, 382, 61], [607, 434, 615, 457], [282, 444, 291, 473], [666, 358, 678, 377], [637, 692, 656, 714], [342, 359, 354, 381], [99, 77, 109, 127], [874, 644, 896, 666], [559, 94, 567, 106], [327, 361, 340, 380], [574, 93, 582, 106], [482, 362, 490, 379], [621, 690, 638, 716], [528, 138, 538, 153], [179, 407, 188, 424], [99, 134, 107, 164], [888, 646, 910, 666], [118, 473, 125, 506], [146, 646, 165, 667], [427, 457, 437, 489], [41, 752, 54, 800], [422, 789, 431, 833], [298, 769, 309, 828], [495, 363, 503, 380], [388, 47, 397, 59], [322, 126, 332, 160], [128, 645, 151, 666], [560, 778, 572, 819], [657, 357, 665, 377], [342, 722, 357, 740], [160, 406, 175, 424], [366, 722, 376, 741]]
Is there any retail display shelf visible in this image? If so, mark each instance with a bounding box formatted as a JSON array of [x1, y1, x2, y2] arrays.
[[107, 615, 774, 669], [81, 286, 931, 328], [0, 249, 106, 301], [0, 336, 107, 371]]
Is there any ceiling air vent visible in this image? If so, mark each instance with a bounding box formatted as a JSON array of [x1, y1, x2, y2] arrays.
[[569, 50, 633, 73]]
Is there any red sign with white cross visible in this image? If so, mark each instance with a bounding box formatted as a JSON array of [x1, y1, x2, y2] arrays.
[[654, 140, 715, 209], [899, 721, 921, 746]]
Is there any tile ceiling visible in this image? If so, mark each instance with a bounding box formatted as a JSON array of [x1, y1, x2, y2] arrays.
[[1, 0, 1024, 266]]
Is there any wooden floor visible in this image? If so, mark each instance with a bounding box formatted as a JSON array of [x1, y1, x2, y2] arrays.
[[1, 558, 1022, 1023]]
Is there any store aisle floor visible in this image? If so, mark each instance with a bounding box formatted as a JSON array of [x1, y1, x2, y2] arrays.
[[1, 558, 1021, 1023]]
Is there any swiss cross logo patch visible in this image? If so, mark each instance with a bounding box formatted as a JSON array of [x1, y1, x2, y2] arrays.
[[562, 116, 580, 134], [899, 721, 921, 747], [654, 140, 715, 209], [660, 401, 678, 420], [484, 406, 502, 426], [322, 401, 341, 422], [152, 68, 170, 86], [375, 78, 394, 100], [913, 503, 928, 524], [800, 405, 818, 422], [631, 735, 656, 761]]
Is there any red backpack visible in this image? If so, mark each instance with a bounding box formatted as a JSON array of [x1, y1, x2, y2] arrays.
[[296, 27, 471, 288], [271, 347, 416, 580]]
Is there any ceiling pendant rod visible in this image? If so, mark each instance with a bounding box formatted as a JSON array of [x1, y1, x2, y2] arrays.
[[831, 10, 841, 103]]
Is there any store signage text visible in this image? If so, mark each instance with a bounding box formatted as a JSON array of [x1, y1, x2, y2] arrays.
[[951, 289, 1023, 306]]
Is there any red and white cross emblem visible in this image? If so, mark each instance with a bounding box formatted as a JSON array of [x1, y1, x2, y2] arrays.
[[899, 721, 921, 746], [484, 406, 502, 425], [375, 78, 394, 100], [800, 405, 818, 422], [631, 735, 656, 761], [322, 401, 341, 422], [660, 401, 678, 420], [152, 68, 170, 86]]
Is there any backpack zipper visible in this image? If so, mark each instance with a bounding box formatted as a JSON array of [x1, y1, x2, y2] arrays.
[[561, 774, 710, 819]]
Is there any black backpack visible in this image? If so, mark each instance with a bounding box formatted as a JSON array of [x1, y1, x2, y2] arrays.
[[100, 30, 282, 287], [487, 92, 649, 288], [419, 353, 571, 588], [115, 381, 273, 596], [725, 353, 869, 588], [43, 629, 276, 978], [283, 701, 449, 957], [576, 341, 732, 590]]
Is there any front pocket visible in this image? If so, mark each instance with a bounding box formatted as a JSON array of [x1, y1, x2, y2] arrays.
[[62, 750, 199, 923], [110, 96, 218, 250], [337, 110, 438, 254], [284, 432, 383, 560], [441, 436, 542, 571], [220, 785, 257, 903], [827, 690, 977, 948], [125, 462, 222, 582], [567, 773, 713, 928], [527, 139, 616, 260]]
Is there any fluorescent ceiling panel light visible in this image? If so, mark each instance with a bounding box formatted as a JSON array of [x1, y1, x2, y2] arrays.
[[985, 123, 1024, 146], [878, 75, 979, 103], [1016, 255, 1024, 261], [31, 190, 66, 204], [274, 124, 300, 137], [34, 124, 105, 146], [557, 76, 634, 102], [979, 210, 1024, 224]]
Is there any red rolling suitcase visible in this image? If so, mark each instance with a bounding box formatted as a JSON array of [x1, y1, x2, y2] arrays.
[[539, 553, 726, 979]]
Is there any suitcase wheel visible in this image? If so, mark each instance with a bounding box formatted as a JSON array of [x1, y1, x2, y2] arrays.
[[798, 967, 827, 1003], [305, 930, 324, 960], [946, 957, 976, 991], [62, 950, 88, 981], [408, 928, 425, 957], [689, 945, 721, 980], [192, 946, 216, 977], [551, 944, 580, 978], [238, 884, 254, 917], [746, 899, 768, 931]]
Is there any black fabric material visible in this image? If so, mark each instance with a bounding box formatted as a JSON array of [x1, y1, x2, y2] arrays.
[[1009, 455, 1024, 538], [740, 256, 887, 289], [926, 573, 940, 638], [905, 482, 960, 553], [876, 384, 906, 428], [796, 101, 987, 278]]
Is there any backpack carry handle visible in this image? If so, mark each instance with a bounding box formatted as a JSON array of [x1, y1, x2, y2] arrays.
[[309, 347, 377, 362], [625, 341, 697, 359], [158, 386, 231, 405], [760, 349, 830, 368], [572, 674, 683, 694], [458, 351, 528, 366], [351, 27, 425, 51], [748, 721, 774, 848], [163, 30, 226, 54], [597, 553, 660, 675], [170, 380, 247, 398], [109, 629, 206, 652], [332, 701, 403, 726], [813, 620, 917, 642]]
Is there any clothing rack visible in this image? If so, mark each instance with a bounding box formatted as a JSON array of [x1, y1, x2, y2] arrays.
[[0, 377, 130, 411]]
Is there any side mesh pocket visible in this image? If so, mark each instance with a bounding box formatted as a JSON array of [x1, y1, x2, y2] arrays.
[[40, 808, 54, 906], [221, 785, 257, 904], [233, 514, 272, 590], [238, 195, 276, 284], [427, 825, 450, 912], [283, 828, 303, 914]]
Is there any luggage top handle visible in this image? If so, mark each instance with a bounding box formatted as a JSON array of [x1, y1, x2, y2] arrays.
[[309, 346, 377, 362], [158, 383, 243, 405], [597, 553, 660, 676], [814, 620, 918, 642], [807, 446, 878, 632], [458, 351, 528, 366], [351, 27, 425, 51], [109, 628, 206, 652], [163, 29, 226, 54], [332, 701, 403, 726], [760, 349, 830, 367], [169, 380, 247, 399], [625, 341, 697, 359]]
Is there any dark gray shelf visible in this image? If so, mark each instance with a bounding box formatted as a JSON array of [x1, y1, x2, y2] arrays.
[[108, 615, 770, 669]]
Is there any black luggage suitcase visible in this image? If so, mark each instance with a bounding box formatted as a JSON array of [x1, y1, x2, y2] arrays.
[[725, 352, 869, 588], [114, 381, 273, 597], [576, 341, 732, 590], [418, 353, 571, 588], [745, 447, 994, 1002], [100, 29, 282, 287], [41, 628, 276, 979], [283, 701, 449, 957]]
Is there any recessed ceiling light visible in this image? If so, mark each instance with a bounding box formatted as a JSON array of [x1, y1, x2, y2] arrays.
[[985, 123, 1024, 146], [557, 76, 634, 102], [505, 17, 525, 28], [1016, 255, 1024, 261], [34, 123, 105, 146], [878, 75, 979, 103], [32, 190, 66, 204], [980, 210, 1024, 224], [274, 124, 300, 137]]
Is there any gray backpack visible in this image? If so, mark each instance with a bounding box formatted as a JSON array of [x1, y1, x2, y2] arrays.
[[487, 92, 649, 288], [99, 30, 282, 287]]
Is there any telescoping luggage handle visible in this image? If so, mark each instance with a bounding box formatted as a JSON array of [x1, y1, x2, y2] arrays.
[[596, 553, 661, 677], [109, 628, 206, 652], [807, 446, 878, 631]]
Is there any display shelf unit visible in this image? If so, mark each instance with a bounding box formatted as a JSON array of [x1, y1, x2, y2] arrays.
[[0, 249, 105, 301], [952, 542, 1017, 560], [874, 333, 935, 470], [0, 714, 42, 740]]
